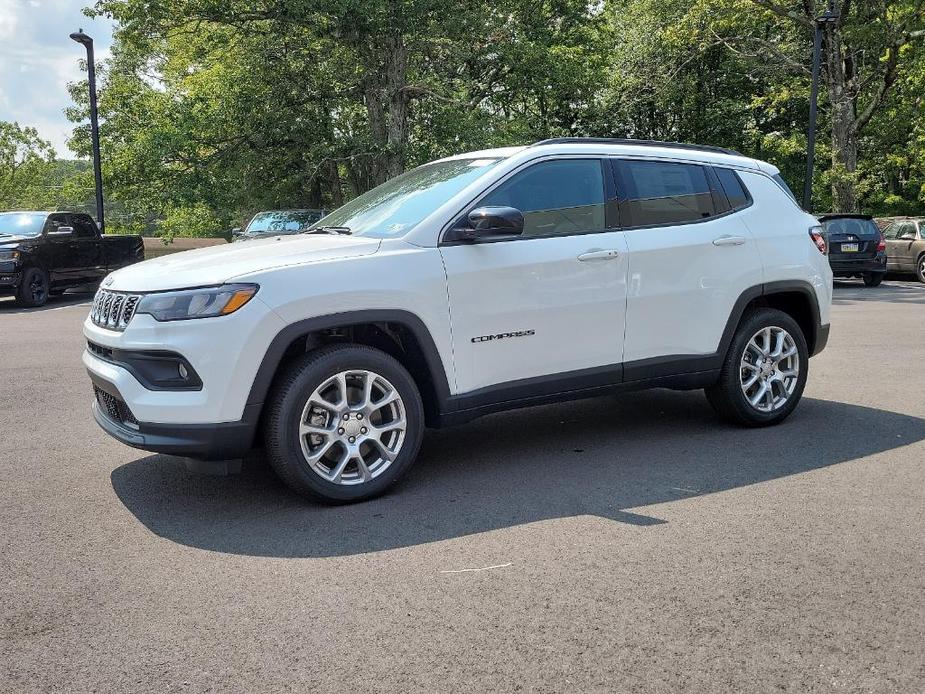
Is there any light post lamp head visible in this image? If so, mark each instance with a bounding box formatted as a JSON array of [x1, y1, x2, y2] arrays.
[[69, 29, 93, 47], [818, 1, 840, 25]]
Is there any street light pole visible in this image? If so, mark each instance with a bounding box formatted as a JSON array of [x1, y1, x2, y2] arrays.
[[69, 29, 105, 234], [803, 1, 840, 213]]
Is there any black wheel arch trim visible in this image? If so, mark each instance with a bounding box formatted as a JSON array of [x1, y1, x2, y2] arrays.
[[245, 309, 452, 410]]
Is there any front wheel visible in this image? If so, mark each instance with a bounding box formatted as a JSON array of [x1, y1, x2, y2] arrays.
[[15, 267, 49, 307], [706, 308, 809, 427], [863, 272, 884, 287], [916, 255, 925, 284], [263, 344, 425, 502]]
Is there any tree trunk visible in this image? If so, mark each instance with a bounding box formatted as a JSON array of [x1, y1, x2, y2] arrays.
[[360, 35, 409, 190], [824, 23, 859, 212]]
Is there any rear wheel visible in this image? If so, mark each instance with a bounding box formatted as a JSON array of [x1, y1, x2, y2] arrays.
[[706, 308, 808, 427], [263, 344, 424, 502], [916, 254, 925, 283], [862, 272, 884, 287], [15, 267, 49, 307]]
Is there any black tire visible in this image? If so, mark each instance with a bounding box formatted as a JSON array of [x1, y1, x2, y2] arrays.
[[862, 272, 884, 287], [916, 254, 925, 284], [263, 344, 425, 502], [706, 308, 809, 427], [15, 267, 49, 307]]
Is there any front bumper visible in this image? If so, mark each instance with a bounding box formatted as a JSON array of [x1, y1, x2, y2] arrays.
[[0, 270, 21, 295], [90, 371, 259, 459]]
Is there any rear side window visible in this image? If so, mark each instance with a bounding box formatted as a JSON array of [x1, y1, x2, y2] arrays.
[[772, 173, 798, 203], [70, 215, 98, 238], [715, 168, 751, 210], [614, 160, 716, 227], [479, 159, 605, 237]]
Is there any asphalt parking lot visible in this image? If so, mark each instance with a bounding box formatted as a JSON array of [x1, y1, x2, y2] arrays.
[[2, 281, 924, 693]]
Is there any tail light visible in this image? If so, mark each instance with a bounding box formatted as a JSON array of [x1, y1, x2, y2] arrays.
[[876, 233, 886, 252], [809, 226, 827, 255]]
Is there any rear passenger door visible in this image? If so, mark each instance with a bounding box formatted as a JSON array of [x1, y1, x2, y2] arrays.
[[613, 159, 764, 377], [68, 214, 105, 283]]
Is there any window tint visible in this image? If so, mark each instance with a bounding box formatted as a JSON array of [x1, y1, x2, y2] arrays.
[[715, 168, 751, 210], [772, 173, 798, 203], [479, 159, 605, 237], [821, 217, 880, 237], [70, 215, 98, 238], [615, 160, 715, 227], [45, 213, 68, 233]]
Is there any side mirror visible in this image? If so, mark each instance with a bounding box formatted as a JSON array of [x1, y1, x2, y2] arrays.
[[48, 226, 74, 236], [231, 228, 244, 238], [446, 206, 525, 242]]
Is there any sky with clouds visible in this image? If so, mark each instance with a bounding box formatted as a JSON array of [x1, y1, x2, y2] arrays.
[[0, 0, 115, 157]]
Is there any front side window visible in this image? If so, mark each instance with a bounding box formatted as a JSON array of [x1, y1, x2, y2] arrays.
[[615, 160, 716, 227], [478, 159, 605, 237]]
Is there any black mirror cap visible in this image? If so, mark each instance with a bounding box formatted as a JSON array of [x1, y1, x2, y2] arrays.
[[445, 206, 525, 242]]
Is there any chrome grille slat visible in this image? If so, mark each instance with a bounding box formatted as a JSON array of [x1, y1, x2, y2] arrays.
[[89, 289, 142, 332]]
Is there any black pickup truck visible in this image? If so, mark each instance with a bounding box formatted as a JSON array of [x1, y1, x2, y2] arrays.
[[0, 211, 144, 307]]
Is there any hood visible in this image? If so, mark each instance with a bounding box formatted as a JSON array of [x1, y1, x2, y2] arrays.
[[107, 233, 381, 292], [0, 236, 35, 246]]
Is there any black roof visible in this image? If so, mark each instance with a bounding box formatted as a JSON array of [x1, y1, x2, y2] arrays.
[[817, 213, 874, 221], [532, 137, 742, 157]]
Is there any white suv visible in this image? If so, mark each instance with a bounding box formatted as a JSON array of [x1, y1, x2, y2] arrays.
[[84, 138, 832, 502]]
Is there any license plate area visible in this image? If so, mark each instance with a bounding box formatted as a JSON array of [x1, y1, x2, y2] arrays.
[[840, 243, 859, 252]]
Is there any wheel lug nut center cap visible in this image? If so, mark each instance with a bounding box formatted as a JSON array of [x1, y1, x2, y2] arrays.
[[341, 414, 363, 439]]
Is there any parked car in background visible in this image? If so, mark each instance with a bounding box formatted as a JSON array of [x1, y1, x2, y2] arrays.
[[881, 218, 925, 283], [818, 214, 887, 287], [0, 211, 144, 307], [232, 209, 327, 241], [84, 138, 832, 503]]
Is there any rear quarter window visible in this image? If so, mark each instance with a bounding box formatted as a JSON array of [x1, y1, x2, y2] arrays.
[[714, 168, 752, 210]]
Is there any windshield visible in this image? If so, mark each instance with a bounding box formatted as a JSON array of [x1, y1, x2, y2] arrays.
[[821, 217, 880, 236], [313, 157, 503, 238], [0, 212, 46, 237], [246, 210, 325, 234]]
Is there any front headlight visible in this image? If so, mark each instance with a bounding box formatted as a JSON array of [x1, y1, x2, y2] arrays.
[[135, 284, 258, 321], [0, 250, 21, 262]]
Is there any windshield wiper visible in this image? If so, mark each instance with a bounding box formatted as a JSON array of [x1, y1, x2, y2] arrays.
[[304, 226, 351, 235]]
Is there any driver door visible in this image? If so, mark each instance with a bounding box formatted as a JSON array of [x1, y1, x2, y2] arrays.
[[439, 158, 629, 395], [885, 221, 917, 271]]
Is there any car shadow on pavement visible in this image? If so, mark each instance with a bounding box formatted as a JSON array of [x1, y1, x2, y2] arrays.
[[0, 289, 94, 313], [110, 390, 925, 558], [832, 280, 925, 305]]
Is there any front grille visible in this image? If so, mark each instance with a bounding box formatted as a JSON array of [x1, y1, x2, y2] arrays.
[[90, 289, 141, 331], [94, 385, 139, 428]]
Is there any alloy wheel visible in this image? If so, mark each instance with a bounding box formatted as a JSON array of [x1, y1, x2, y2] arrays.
[[298, 369, 406, 485], [739, 326, 800, 413]]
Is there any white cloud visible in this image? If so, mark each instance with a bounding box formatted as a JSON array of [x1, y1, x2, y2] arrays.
[[0, 0, 115, 157]]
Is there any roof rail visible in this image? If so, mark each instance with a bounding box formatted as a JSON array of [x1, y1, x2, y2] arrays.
[[531, 137, 742, 157]]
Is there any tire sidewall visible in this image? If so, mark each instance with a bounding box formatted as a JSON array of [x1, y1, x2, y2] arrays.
[[17, 267, 48, 307], [916, 255, 925, 283], [267, 346, 425, 502], [722, 309, 809, 426]]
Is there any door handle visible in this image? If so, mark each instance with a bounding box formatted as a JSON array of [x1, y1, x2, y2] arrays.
[[577, 249, 620, 261], [712, 235, 747, 246]]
